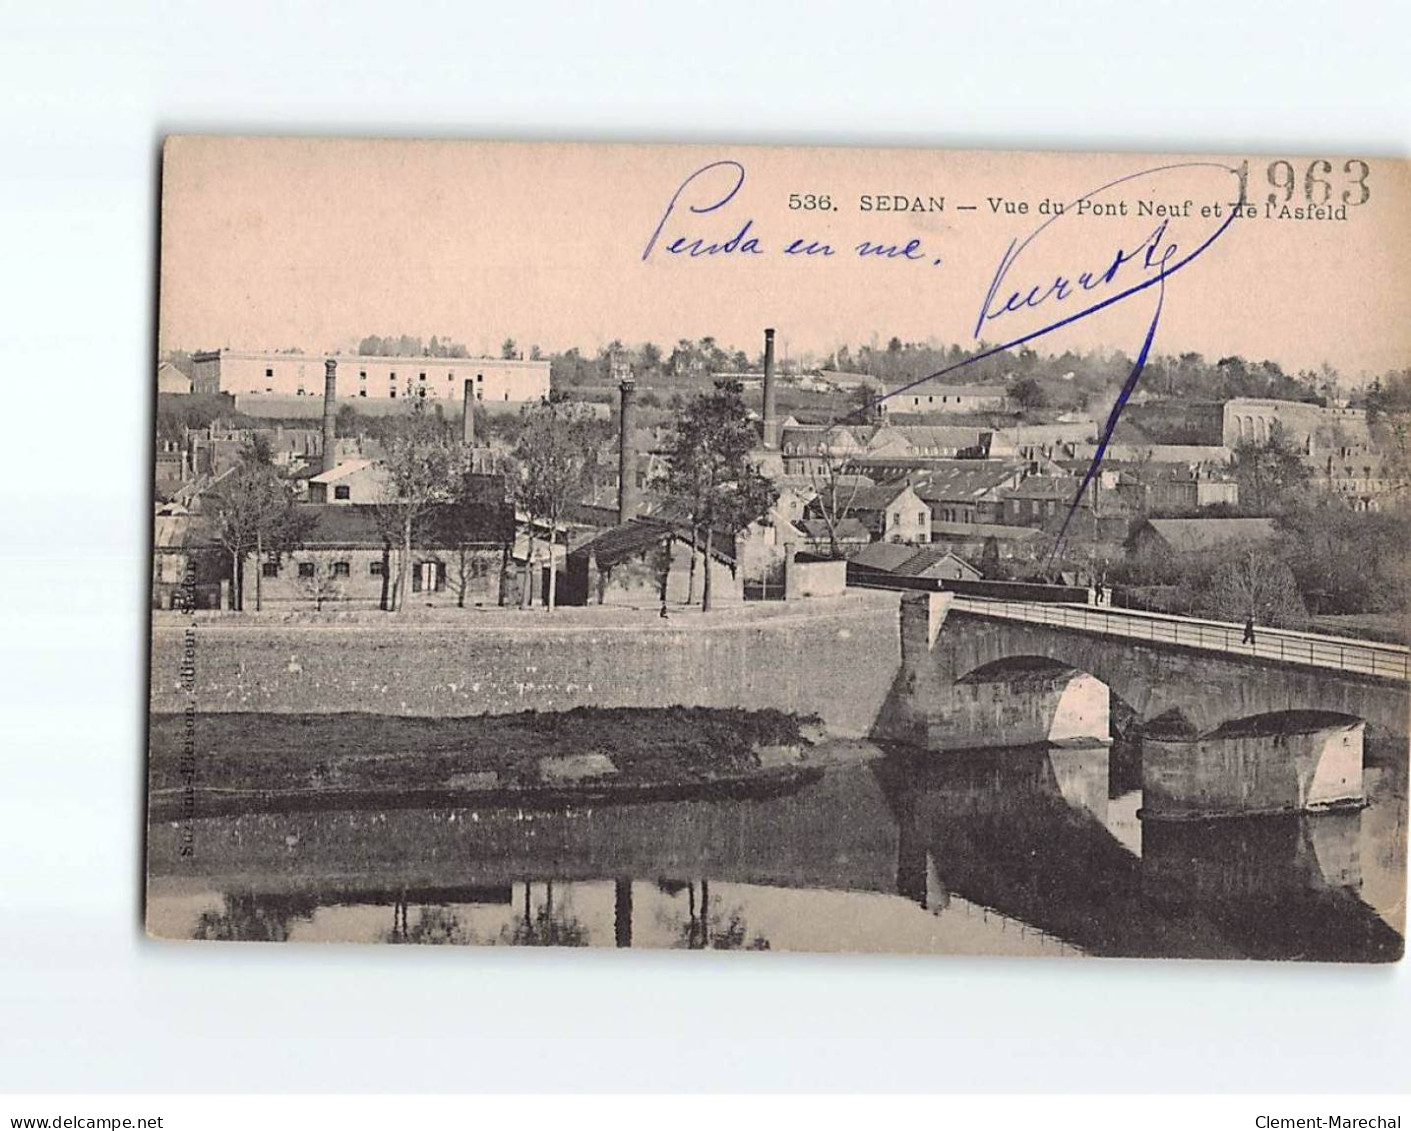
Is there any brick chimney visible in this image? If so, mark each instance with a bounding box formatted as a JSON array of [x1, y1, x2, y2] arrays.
[[762, 327, 778, 449], [462, 377, 476, 448], [321, 358, 338, 474], [618, 375, 637, 524]]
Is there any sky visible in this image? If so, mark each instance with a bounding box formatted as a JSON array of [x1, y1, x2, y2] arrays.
[[160, 138, 1411, 383]]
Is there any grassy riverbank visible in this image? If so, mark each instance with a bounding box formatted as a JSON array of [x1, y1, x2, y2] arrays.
[[148, 706, 821, 817]]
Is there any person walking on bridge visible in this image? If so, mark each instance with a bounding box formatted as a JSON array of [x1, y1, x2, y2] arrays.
[[1242, 614, 1256, 646]]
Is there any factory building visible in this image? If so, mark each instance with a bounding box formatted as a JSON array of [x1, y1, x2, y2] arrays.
[[191, 349, 550, 406]]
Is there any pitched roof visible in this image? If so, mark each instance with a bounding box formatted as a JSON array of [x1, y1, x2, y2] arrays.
[[295, 502, 511, 547], [870, 425, 990, 451], [1135, 517, 1278, 552], [851, 543, 981, 578], [1003, 476, 1087, 501], [798, 517, 871, 542], [846, 482, 917, 512], [568, 518, 735, 568], [308, 458, 376, 485], [916, 462, 1024, 501], [849, 542, 921, 572]]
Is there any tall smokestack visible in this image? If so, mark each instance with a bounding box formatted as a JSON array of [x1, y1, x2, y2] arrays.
[[618, 375, 637, 525], [462, 378, 476, 448], [321, 358, 338, 474], [762, 327, 778, 449]]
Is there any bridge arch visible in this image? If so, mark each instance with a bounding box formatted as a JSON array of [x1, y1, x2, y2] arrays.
[[938, 655, 1112, 749]]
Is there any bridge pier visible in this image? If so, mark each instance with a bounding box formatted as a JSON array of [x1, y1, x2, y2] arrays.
[[881, 592, 1111, 752], [1142, 712, 1366, 821]]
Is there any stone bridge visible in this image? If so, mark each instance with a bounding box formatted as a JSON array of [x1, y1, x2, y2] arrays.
[[883, 592, 1408, 740], [876, 592, 1409, 818]]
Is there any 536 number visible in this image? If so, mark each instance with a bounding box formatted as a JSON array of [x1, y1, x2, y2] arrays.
[[788, 193, 833, 211]]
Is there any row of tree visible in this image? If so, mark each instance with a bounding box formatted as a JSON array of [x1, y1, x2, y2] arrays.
[[207, 376, 778, 615]]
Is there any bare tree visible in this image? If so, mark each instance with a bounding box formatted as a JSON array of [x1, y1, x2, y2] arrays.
[[807, 446, 865, 559], [1200, 547, 1309, 629], [296, 551, 346, 612], [378, 400, 459, 613]]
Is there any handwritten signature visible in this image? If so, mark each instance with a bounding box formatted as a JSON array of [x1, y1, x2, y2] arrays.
[[932, 161, 1241, 551]]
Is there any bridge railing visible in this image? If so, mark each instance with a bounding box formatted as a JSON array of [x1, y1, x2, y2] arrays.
[[948, 597, 1411, 682]]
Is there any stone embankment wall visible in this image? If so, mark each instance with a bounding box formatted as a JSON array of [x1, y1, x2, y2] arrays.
[[150, 593, 902, 738]]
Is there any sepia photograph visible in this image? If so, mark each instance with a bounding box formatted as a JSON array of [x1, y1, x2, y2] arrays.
[[145, 138, 1409, 961], [8, 0, 1411, 1116]]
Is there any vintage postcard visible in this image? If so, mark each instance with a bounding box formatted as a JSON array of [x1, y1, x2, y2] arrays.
[[148, 137, 1409, 960]]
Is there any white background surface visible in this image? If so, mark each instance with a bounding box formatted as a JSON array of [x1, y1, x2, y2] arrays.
[[0, 0, 1407, 1094]]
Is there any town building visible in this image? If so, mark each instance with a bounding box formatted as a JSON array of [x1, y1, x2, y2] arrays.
[[927, 520, 1046, 562], [1124, 517, 1278, 559], [914, 461, 1026, 525], [848, 542, 983, 583], [246, 499, 514, 610], [156, 361, 192, 395], [999, 476, 1096, 528], [307, 459, 392, 504], [880, 382, 1010, 417], [838, 482, 932, 544], [151, 509, 224, 610], [561, 519, 742, 607], [191, 349, 550, 407], [796, 517, 873, 557]]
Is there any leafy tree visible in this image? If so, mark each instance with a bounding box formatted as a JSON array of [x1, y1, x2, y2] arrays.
[[1365, 369, 1411, 499], [1011, 376, 1047, 411], [512, 401, 599, 611], [501, 337, 518, 360], [1231, 423, 1311, 514], [665, 378, 778, 611], [208, 441, 305, 610]]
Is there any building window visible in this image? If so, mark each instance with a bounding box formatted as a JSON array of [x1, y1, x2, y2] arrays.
[[298, 562, 316, 579], [411, 561, 447, 592], [296, 386, 305, 396], [419, 372, 426, 382], [359, 389, 366, 397], [262, 561, 280, 578], [918, 512, 927, 525], [265, 368, 274, 379], [333, 561, 350, 578], [334, 485, 351, 500], [389, 388, 396, 398], [369, 561, 385, 577]]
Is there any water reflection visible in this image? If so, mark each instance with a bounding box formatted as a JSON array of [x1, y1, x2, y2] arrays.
[[147, 742, 1406, 961]]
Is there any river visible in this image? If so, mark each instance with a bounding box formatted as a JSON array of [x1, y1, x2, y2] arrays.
[[146, 740, 1406, 961]]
